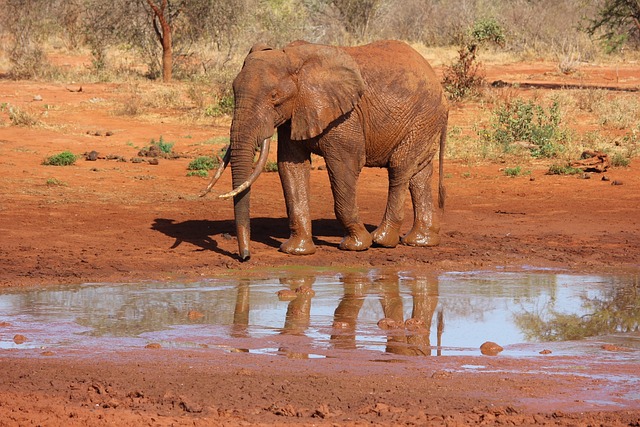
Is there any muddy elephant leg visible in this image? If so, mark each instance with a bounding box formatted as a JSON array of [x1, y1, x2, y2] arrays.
[[277, 124, 316, 255], [371, 169, 409, 248], [402, 162, 440, 246], [324, 157, 372, 251]]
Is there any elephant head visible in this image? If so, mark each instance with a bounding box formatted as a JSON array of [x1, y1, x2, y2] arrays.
[[202, 41, 366, 260]]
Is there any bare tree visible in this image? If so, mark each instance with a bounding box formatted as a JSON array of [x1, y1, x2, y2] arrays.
[[142, 0, 183, 82]]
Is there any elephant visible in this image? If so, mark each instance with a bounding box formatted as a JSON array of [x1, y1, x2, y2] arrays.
[[202, 40, 449, 260]]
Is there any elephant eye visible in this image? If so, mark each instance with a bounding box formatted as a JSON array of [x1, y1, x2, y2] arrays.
[[271, 91, 279, 101]]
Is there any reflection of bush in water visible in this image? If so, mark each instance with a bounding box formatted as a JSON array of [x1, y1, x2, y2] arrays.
[[515, 277, 640, 341]]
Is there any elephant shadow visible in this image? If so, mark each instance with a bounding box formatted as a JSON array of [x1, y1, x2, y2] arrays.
[[151, 217, 366, 258]]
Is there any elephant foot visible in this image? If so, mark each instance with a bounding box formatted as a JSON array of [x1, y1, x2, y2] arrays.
[[372, 225, 401, 248], [338, 225, 372, 251], [280, 236, 316, 255], [402, 227, 440, 247]]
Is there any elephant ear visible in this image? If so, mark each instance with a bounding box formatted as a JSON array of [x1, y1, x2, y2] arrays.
[[285, 43, 365, 140]]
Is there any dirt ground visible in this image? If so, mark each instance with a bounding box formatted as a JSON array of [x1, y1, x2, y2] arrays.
[[1, 60, 639, 426]]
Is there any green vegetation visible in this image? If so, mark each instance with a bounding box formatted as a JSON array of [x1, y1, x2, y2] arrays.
[[264, 161, 279, 172], [547, 163, 582, 175], [187, 170, 209, 178], [504, 166, 523, 177], [43, 151, 78, 166], [611, 152, 631, 167], [151, 136, 174, 154], [45, 178, 67, 186], [188, 156, 218, 171], [479, 99, 570, 158]]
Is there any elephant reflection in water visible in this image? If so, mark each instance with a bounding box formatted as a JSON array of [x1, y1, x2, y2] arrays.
[[229, 272, 442, 356], [332, 272, 442, 356]]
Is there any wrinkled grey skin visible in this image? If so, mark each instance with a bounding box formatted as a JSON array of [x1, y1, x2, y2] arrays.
[[209, 40, 448, 260]]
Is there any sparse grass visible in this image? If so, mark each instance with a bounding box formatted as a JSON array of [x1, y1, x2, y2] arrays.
[[547, 163, 582, 175], [593, 95, 640, 129], [204, 93, 234, 117], [611, 152, 631, 167], [43, 151, 77, 166], [45, 178, 67, 186], [186, 169, 209, 177], [1, 103, 41, 127]]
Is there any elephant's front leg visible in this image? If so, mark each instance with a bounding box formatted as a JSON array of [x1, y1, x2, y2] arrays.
[[277, 126, 316, 255]]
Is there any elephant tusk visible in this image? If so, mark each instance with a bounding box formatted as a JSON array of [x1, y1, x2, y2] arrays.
[[218, 138, 271, 200], [199, 146, 231, 197]]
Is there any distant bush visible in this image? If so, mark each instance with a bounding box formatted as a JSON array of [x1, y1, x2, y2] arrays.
[[479, 99, 570, 158], [43, 151, 77, 166]]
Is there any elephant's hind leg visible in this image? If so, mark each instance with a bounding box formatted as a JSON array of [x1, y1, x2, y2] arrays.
[[402, 163, 440, 247]]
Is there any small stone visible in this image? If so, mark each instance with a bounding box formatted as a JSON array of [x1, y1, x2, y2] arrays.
[[539, 349, 552, 355], [85, 150, 99, 161], [581, 173, 591, 179], [148, 158, 159, 165], [601, 175, 610, 181], [105, 131, 114, 136], [611, 180, 623, 186], [13, 334, 27, 344], [480, 341, 503, 356], [33, 95, 43, 101], [145, 343, 162, 349]]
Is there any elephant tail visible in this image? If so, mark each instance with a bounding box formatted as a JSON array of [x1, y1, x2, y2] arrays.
[[438, 118, 447, 210]]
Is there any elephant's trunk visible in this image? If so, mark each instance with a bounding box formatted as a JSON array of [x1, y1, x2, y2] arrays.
[[227, 137, 271, 261]]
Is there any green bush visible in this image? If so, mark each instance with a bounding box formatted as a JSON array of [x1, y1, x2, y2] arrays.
[[264, 161, 278, 172], [43, 151, 78, 166], [153, 136, 174, 154], [479, 99, 570, 158], [547, 163, 582, 175], [504, 166, 522, 177], [187, 156, 218, 171]]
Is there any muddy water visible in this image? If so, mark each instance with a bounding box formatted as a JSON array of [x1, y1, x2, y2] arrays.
[[0, 269, 638, 360]]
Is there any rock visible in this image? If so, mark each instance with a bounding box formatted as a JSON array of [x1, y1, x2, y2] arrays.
[[611, 180, 623, 186], [85, 150, 99, 161], [571, 150, 610, 173], [148, 158, 159, 165], [480, 341, 503, 356], [539, 349, 552, 355], [601, 175, 610, 181], [145, 342, 162, 349], [33, 95, 43, 101], [13, 334, 27, 344]]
